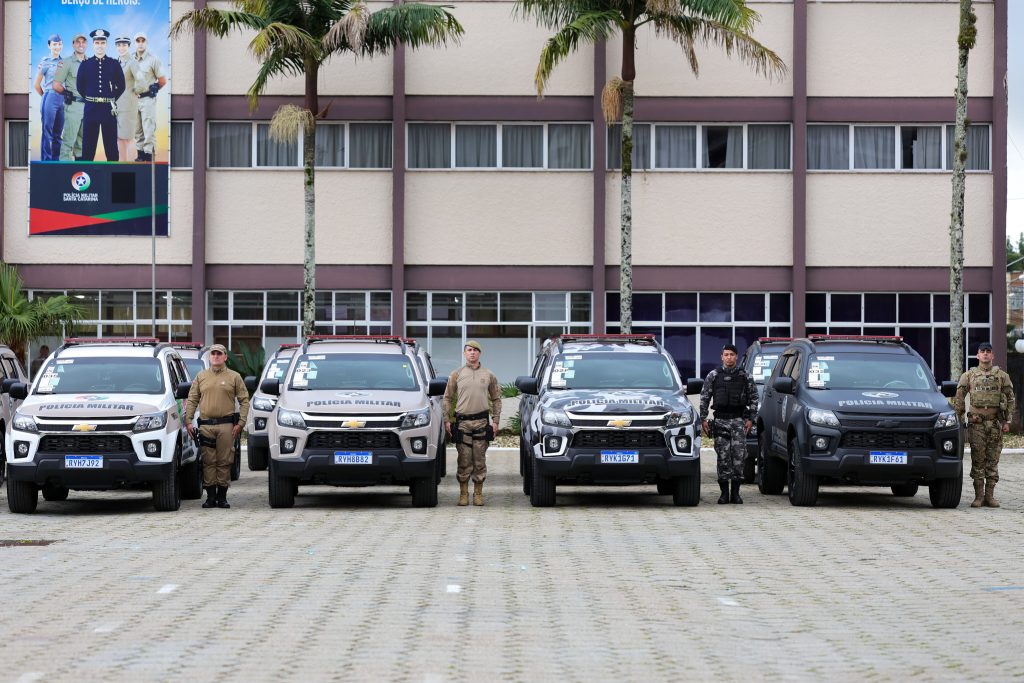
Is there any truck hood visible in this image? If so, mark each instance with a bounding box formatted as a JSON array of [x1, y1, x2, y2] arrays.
[[282, 389, 428, 414], [19, 393, 165, 417], [540, 389, 693, 415], [808, 389, 949, 415]]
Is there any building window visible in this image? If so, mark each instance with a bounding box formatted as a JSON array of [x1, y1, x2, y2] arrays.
[[808, 123, 991, 172], [408, 123, 451, 169], [256, 123, 298, 167], [408, 123, 592, 171], [28, 290, 193, 344], [607, 124, 652, 170], [209, 122, 252, 168], [945, 124, 990, 171], [6, 120, 29, 168], [546, 124, 591, 169], [747, 124, 791, 170], [210, 121, 392, 169], [807, 124, 848, 170], [853, 126, 895, 169], [455, 124, 497, 168], [606, 123, 790, 171], [315, 123, 345, 167], [900, 125, 942, 170], [655, 125, 697, 169], [170, 121, 193, 168], [350, 123, 392, 168], [502, 124, 544, 168], [703, 126, 743, 169]]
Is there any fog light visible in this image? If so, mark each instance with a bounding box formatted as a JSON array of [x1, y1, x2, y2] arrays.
[[675, 435, 691, 452], [144, 441, 161, 456], [281, 437, 296, 454], [943, 439, 955, 453], [411, 437, 427, 454], [544, 436, 561, 453], [15, 441, 30, 457], [813, 436, 829, 451], [255, 418, 267, 430]]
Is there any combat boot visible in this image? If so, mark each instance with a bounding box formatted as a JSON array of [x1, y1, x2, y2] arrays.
[[202, 486, 217, 509], [473, 481, 484, 506], [984, 479, 1000, 508], [216, 486, 231, 509], [971, 479, 985, 508], [717, 480, 729, 504], [457, 480, 469, 506], [730, 480, 743, 504]]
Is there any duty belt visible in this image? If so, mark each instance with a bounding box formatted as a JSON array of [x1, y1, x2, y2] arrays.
[[455, 410, 489, 421], [85, 96, 116, 103], [198, 415, 236, 426]]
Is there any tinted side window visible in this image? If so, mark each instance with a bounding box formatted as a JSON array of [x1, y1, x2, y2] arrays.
[[778, 353, 795, 379], [788, 354, 803, 381]]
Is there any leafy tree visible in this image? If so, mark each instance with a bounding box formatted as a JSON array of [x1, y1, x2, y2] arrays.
[[171, 0, 464, 336], [518, 0, 784, 331], [0, 262, 85, 361]]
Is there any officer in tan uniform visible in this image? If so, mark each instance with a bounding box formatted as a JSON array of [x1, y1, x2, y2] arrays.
[[114, 35, 137, 162], [954, 342, 1015, 508], [185, 344, 250, 508], [443, 340, 501, 506], [129, 32, 166, 162]]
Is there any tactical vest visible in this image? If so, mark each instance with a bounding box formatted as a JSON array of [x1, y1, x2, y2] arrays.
[[712, 368, 748, 417], [968, 366, 1004, 409]]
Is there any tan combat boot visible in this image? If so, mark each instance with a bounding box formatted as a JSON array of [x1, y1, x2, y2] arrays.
[[983, 479, 1000, 508], [457, 480, 469, 506], [473, 481, 484, 506], [971, 480, 985, 508]]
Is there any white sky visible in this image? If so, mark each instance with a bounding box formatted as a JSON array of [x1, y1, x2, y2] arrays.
[[1008, 2, 1022, 247]]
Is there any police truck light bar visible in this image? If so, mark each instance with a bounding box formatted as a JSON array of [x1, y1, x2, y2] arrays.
[[808, 335, 903, 343], [63, 337, 161, 344], [758, 337, 794, 343], [559, 334, 656, 344]]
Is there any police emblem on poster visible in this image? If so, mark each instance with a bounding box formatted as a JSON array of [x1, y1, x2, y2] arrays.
[[29, 0, 170, 236]]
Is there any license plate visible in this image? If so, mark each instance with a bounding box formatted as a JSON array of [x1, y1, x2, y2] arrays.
[[869, 451, 908, 465], [334, 451, 372, 465], [600, 450, 639, 464], [65, 455, 102, 469]]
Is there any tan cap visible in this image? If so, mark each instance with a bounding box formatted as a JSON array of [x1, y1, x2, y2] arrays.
[[209, 344, 228, 354], [465, 340, 482, 351]]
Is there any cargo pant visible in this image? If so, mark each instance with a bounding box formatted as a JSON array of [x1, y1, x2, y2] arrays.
[[59, 101, 84, 161], [200, 422, 234, 488], [455, 417, 489, 484], [713, 417, 747, 482], [135, 96, 158, 154], [968, 417, 1002, 483]]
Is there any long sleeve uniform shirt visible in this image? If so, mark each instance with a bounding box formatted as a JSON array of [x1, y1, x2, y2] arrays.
[[185, 365, 250, 425]]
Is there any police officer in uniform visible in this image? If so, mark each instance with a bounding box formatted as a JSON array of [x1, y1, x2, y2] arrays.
[[114, 35, 138, 162], [443, 341, 501, 506], [700, 344, 758, 504], [78, 29, 126, 161], [130, 32, 166, 162], [185, 344, 251, 508], [954, 342, 1015, 508], [34, 34, 64, 160], [51, 33, 88, 161]]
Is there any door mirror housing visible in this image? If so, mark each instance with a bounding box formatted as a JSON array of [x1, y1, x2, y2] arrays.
[[244, 375, 258, 394], [515, 376, 539, 395], [427, 378, 447, 397], [260, 378, 281, 396], [686, 378, 704, 395], [8, 382, 28, 400], [773, 376, 795, 395], [940, 380, 958, 398], [174, 382, 192, 400]]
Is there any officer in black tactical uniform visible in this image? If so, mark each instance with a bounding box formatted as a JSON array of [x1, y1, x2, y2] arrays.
[[78, 28, 126, 161], [700, 344, 758, 504]]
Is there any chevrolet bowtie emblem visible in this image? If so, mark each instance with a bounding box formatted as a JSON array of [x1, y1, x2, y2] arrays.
[[607, 419, 632, 428], [72, 423, 97, 432], [341, 420, 365, 429]]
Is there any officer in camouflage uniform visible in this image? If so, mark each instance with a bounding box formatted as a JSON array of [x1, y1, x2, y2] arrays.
[[954, 341, 1015, 508], [700, 344, 758, 504], [443, 340, 501, 506]]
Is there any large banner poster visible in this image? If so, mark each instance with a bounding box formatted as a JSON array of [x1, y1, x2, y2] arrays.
[[29, 0, 170, 236]]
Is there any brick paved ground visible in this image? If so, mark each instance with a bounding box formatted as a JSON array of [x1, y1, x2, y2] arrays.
[[3, 449, 1023, 682]]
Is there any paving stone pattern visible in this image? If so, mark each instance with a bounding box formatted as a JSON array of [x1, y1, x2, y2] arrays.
[[3, 449, 1024, 682]]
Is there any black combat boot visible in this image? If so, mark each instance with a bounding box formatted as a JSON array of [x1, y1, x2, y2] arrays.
[[202, 486, 217, 508], [730, 480, 743, 504], [717, 480, 729, 504], [216, 486, 231, 509]]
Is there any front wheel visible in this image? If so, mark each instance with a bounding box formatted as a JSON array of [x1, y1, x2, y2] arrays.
[[758, 433, 786, 495], [268, 461, 296, 508], [247, 444, 269, 471], [529, 459, 555, 507], [152, 457, 181, 512], [410, 475, 439, 508], [929, 472, 963, 509], [672, 475, 700, 506], [7, 477, 38, 514], [180, 453, 203, 500], [787, 438, 818, 507]]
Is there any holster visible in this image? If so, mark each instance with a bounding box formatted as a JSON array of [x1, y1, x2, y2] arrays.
[[485, 424, 495, 441], [197, 430, 218, 448]]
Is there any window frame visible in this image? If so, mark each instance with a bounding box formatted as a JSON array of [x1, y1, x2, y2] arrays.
[[6, 120, 29, 168], [605, 122, 793, 172], [406, 122, 593, 171], [208, 120, 393, 170], [806, 122, 992, 173]]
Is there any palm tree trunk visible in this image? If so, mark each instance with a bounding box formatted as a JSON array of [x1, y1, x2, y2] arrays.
[[619, 28, 636, 334], [302, 64, 318, 337], [949, 0, 975, 379]]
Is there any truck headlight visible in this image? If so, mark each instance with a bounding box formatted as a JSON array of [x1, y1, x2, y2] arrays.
[[934, 412, 958, 429], [253, 397, 276, 412], [666, 410, 694, 427], [541, 409, 571, 428], [133, 411, 167, 433], [399, 408, 431, 430], [277, 409, 306, 429], [12, 412, 38, 433], [807, 408, 840, 427]]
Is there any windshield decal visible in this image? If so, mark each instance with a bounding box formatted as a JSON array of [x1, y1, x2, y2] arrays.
[[306, 399, 401, 407], [837, 398, 934, 409], [56, 359, 75, 364], [40, 402, 136, 411], [567, 398, 666, 407]]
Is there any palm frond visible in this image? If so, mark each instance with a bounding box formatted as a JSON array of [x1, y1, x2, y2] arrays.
[[246, 52, 305, 109], [515, 0, 611, 31], [650, 14, 785, 80], [322, 1, 371, 53], [357, 4, 464, 57], [535, 10, 619, 95], [248, 22, 320, 61], [169, 7, 270, 39]]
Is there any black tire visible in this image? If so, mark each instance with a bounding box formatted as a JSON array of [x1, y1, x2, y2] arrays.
[[435, 435, 445, 484], [152, 457, 181, 512], [529, 458, 555, 507], [522, 453, 532, 496], [929, 471, 963, 509], [891, 483, 919, 497], [7, 477, 38, 514], [41, 484, 69, 502], [742, 451, 756, 484], [179, 453, 203, 500], [231, 440, 241, 481], [672, 475, 700, 506], [656, 480, 674, 495], [247, 444, 269, 471], [268, 461, 296, 508], [758, 433, 786, 495], [787, 438, 818, 507], [410, 475, 439, 508]]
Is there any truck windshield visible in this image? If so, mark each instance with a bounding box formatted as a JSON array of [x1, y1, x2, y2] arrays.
[[807, 353, 934, 391], [264, 358, 292, 381], [289, 353, 420, 391], [550, 353, 677, 390], [749, 353, 782, 384], [36, 357, 165, 394]]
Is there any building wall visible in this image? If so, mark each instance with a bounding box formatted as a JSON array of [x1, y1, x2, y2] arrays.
[[3, 1, 29, 95]]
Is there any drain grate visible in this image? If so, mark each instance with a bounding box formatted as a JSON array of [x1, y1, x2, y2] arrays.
[[0, 539, 61, 547]]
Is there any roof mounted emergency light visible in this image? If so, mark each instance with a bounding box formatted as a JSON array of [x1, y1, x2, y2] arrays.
[[64, 337, 161, 345], [758, 337, 794, 343], [171, 341, 204, 348], [559, 334, 657, 345], [302, 335, 406, 353], [808, 335, 903, 343]]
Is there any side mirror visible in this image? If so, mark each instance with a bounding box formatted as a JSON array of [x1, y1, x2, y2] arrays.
[[8, 382, 28, 400], [1, 378, 16, 394], [773, 376, 795, 395], [515, 376, 539, 395], [244, 375, 258, 394], [686, 378, 704, 395], [174, 381, 192, 400], [940, 380, 958, 398], [427, 378, 447, 397], [260, 378, 280, 396]]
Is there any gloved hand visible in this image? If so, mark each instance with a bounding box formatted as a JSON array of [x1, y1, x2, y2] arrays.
[[62, 89, 74, 105], [148, 83, 159, 98]]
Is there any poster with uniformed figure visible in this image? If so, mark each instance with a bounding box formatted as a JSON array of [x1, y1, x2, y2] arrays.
[[29, 0, 169, 236]]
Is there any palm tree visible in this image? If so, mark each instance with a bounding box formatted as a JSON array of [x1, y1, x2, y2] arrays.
[[0, 262, 85, 361], [171, 0, 464, 336], [517, 0, 785, 332]]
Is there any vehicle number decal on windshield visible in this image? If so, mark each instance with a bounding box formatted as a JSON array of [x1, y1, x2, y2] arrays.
[[38, 372, 60, 391]]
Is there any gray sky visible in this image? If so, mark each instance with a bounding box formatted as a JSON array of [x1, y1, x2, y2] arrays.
[[1008, 2, 1022, 247]]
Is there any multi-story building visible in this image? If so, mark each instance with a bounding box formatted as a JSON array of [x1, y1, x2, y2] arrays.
[[1, 0, 1007, 382]]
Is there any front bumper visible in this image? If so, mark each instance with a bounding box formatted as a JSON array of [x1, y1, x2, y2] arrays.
[[7, 453, 174, 489], [799, 426, 963, 484], [272, 449, 435, 486]]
